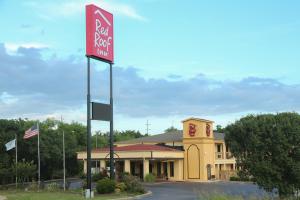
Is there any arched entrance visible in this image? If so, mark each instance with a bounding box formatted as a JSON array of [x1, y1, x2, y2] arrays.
[[187, 144, 200, 179]]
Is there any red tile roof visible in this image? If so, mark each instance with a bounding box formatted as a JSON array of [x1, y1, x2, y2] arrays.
[[93, 144, 181, 152]]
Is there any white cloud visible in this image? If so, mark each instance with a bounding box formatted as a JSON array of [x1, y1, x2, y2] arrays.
[[4, 42, 48, 55], [0, 92, 18, 105], [1, 43, 300, 132]]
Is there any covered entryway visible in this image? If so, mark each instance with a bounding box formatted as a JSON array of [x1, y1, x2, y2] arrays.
[[78, 144, 184, 181]]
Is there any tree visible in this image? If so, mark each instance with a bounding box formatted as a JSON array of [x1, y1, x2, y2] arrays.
[[14, 160, 36, 183], [215, 125, 224, 133], [164, 126, 179, 133], [225, 113, 300, 198], [0, 118, 147, 184]]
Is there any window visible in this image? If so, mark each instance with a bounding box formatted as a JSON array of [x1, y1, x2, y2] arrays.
[[217, 144, 222, 152], [149, 163, 153, 174], [157, 162, 161, 176], [170, 162, 174, 177]]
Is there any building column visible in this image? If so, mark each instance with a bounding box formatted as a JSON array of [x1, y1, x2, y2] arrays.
[[223, 144, 226, 159], [100, 160, 106, 171], [83, 159, 87, 174], [143, 159, 149, 178], [124, 160, 131, 173], [177, 160, 184, 180]]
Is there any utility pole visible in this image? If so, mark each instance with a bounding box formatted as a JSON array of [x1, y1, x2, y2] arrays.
[[145, 120, 151, 135]]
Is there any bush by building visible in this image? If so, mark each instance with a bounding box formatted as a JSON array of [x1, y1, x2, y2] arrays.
[[122, 174, 145, 194], [92, 170, 108, 182], [144, 173, 156, 182], [96, 178, 116, 194], [115, 182, 126, 192]]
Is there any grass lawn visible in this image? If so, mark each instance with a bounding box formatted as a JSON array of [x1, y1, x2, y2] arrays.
[[0, 190, 134, 200]]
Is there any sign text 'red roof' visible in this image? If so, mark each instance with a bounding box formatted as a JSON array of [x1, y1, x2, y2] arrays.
[[86, 4, 114, 63]]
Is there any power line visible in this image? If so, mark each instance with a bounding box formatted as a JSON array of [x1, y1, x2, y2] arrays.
[[145, 120, 151, 135]]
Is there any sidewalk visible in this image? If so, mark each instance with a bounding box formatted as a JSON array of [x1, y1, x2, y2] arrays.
[[0, 195, 6, 200]]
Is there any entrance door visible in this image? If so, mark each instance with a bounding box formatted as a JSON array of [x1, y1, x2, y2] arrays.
[[139, 162, 143, 180], [157, 162, 161, 177], [163, 162, 168, 179]]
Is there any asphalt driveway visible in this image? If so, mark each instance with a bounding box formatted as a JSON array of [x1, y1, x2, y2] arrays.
[[142, 181, 272, 200]]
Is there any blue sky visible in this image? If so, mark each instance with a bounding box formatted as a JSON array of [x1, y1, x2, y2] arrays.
[[1, 0, 300, 134]]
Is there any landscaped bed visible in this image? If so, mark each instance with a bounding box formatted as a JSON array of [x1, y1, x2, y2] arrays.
[[0, 190, 134, 200], [0, 173, 147, 200]]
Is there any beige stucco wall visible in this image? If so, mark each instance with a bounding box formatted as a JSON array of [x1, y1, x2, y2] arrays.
[[182, 118, 215, 181]]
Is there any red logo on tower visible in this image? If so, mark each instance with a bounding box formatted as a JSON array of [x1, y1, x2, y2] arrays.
[[86, 4, 114, 63], [206, 124, 211, 137], [189, 123, 196, 137]]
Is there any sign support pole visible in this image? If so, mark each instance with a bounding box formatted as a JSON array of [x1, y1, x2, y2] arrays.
[[15, 134, 17, 189], [109, 63, 114, 179], [86, 56, 92, 197]]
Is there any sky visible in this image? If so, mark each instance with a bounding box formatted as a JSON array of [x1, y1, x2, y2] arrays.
[[1, 0, 300, 135]]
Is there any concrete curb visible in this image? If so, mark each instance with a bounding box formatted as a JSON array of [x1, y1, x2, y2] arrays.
[[113, 191, 152, 200], [143, 180, 221, 186], [132, 190, 152, 199], [143, 181, 172, 186]]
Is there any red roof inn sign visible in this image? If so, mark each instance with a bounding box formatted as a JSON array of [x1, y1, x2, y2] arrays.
[[85, 4, 115, 197], [86, 4, 114, 63]]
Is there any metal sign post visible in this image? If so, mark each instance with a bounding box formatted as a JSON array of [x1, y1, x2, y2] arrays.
[[86, 57, 92, 196], [85, 4, 115, 198], [109, 63, 114, 179]]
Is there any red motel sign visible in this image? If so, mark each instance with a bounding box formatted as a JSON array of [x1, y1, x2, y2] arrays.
[[189, 123, 196, 137], [206, 124, 211, 137], [86, 4, 114, 63]]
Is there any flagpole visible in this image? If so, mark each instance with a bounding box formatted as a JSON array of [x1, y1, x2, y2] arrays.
[[15, 134, 17, 189], [61, 116, 66, 191], [37, 122, 40, 190]]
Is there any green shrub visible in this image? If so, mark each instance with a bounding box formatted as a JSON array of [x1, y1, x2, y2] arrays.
[[45, 182, 60, 191], [119, 172, 130, 181], [92, 170, 108, 182], [123, 174, 145, 194], [230, 176, 254, 182], [115, 182, 126, 192], [96, 178, 116, 194], [144, 173, 156, 182], [0, 185, 8, 190], [52, 170, 64, 179], [28, 181, 38, 191], [82, 180, 87, 190], [79, 172, 86, 179], [229, 176, 240, 181]]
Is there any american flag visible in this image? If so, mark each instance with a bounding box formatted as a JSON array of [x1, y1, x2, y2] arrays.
[[24, 124, 39, 139]]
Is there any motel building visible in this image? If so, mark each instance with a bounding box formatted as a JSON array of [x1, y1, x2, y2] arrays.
[[77, 118, 237, 181]]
